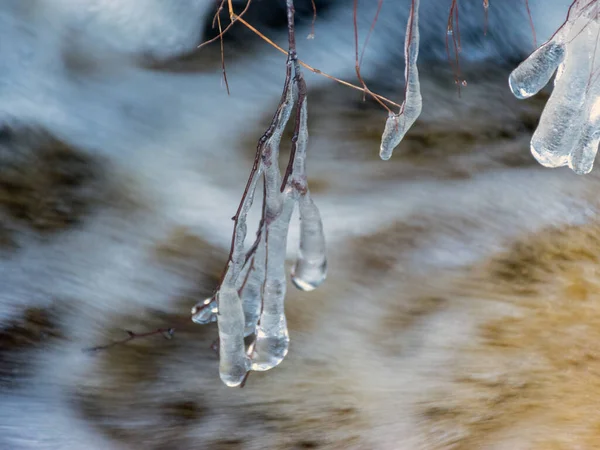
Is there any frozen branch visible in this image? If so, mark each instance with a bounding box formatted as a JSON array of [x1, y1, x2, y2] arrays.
[[193, 0, 327, 387]]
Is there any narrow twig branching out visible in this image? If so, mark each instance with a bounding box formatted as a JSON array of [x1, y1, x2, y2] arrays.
[[200, 0, 402, 109], [84, 328, 176, 353], [200, 0, 253, 51], [215, 0, 231, 94], [446, 0, 465, 95], [524, 0, 538, 49], [308, 0, 317, 39], [353, 0, 391, 112]]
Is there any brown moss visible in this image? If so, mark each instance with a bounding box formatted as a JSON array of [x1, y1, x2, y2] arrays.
[[349, 215, 476, 281], [0, 221, 17, 251], [381, 295, 448, 333], [422, 221, 600, 449], [487, 224, 600, 295], [74, 308, 218, 449], [0, 306, 64, 383], [207, 439, 244, 450], [154, 226, 224, 275], [0, 132, 106, 233], [155, 225, 224, 283], [350, 221, 429, 278], [161, 400, 208, 422]]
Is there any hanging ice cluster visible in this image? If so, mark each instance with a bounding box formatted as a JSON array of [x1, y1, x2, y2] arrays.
[[509, 0, 600, 174], [380, 0, 422, 160], [192, 55, 326, 387]]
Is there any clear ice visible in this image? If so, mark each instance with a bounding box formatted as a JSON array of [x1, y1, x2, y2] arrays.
[[509, 0, 600, 174], [216, 287, 250, 387], [240, 237, 265, 337], [291, 193, 327, 292], [191, 297, 218, 324], [249, 81, 295, 372], [196, 52, 327, 385], [379, 0, 422, 160], [251, 198, 295, 371]]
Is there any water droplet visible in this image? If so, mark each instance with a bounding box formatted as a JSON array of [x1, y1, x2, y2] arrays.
[[191, 297, 218, 324]]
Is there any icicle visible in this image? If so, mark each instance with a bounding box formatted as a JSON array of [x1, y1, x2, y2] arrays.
[[194, 1, 328, 386], [289, 96, 327, 292], [380, 0, 422, 160], [250, 75, 297, 372], [216, 287, 250, 387], [214, 145, 264, 385], [291, 193, 327, 292], [240, 235, 266, 336], [251, 198, 295, 371], [509, 0, 600, 174]]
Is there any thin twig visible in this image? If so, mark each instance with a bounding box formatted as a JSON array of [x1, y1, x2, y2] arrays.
[[84, 328, 176, 353], [233, 16, 402, 109], [353, 0, 391, 111], [359, 0, 385, 69], [216, 5, 231, 95], [446, 0, 464, 96], [309, 0, 317, 38], [198, 0, 253, 50], [524, 0, 537, 49], [197, 2, 401, 109]]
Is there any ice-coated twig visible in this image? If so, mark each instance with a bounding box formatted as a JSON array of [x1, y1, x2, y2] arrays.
[[379, 0, 422, 160], [194, 0, 327, 387], [289, 96, 327, 291], [509, 0, 600, 174], [249, 62, 296, 371]]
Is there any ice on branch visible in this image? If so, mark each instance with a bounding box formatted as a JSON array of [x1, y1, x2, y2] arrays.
[[192, 0, 327, 387], [509, 0, 600, 174], [380, 0, 422, 160]]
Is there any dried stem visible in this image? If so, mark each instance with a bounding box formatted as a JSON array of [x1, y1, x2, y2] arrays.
[[198, 0, 401, 109], [446, 0, 464, 95], [353, 0, 391, 112], [524, 0, 538, 49], [309, 0, 317, 39], [84, 328, 176, 353], [199, 0, 253, 50], [216, 2, 231, 94]]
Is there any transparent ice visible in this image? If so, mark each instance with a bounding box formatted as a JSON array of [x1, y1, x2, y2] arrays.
[[251, 198, 295, 371], [249, 80, 296, 372], [291, 193, 327, 292], [191, 297, 217, 324], [509, 0, 600, 174], [240, 237, 265, 337]]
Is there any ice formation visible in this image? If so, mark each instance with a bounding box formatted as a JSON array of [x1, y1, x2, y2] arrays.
[[509, 0, 600, 174], [380, 0, 422, 160], [193, 5, 326, 385]]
